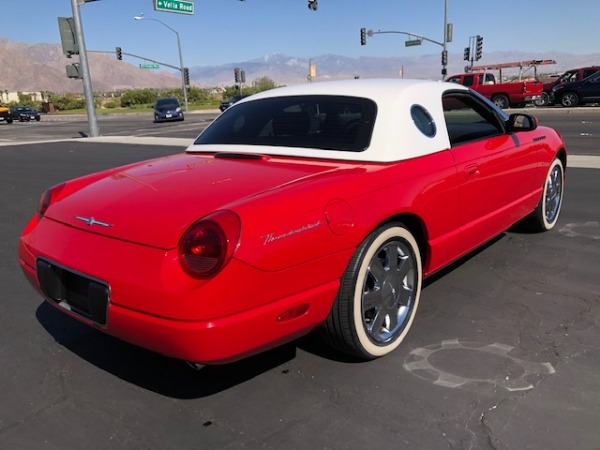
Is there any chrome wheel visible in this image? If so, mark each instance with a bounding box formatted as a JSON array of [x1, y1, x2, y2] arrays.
[[534, 93, 550, 107], [523, 158, 564, 232], [543, 159, 564, 226], [362, 240, 417, 344], [322, 224, 422, 359], [493, 95, 510, 109], [561, 92, 578, 107]]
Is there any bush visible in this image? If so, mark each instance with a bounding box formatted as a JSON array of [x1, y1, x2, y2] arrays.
[[120, 89, 158, 107], [51, 95, 86, 111]]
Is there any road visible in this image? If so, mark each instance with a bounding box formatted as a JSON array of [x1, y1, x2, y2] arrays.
[[0, 111, 599, 449], [0, 111, 217, 144], [1, 107, 599, 156]]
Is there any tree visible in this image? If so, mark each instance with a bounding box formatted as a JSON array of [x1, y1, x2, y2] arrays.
[[252, 76, 277, 92], [120, 89, 158, 107]]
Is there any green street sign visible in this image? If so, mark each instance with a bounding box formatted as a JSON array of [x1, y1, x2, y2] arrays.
[[154, 0, 194, 15], [405, 39, 422, 47], [140, 63, 160, 69]]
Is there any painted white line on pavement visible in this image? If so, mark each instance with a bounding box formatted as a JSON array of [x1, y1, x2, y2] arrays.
[[3, 136, 600, 170], [568, 155, 600, 169]]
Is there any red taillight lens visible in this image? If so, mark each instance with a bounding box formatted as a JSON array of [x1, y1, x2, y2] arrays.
[[37, 183, 65, 219], [178, 210, 241, 278]]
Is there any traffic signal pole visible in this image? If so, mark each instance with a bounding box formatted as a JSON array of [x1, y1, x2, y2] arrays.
[[361, 0, 451, 78], [71, 0, 99, 137]]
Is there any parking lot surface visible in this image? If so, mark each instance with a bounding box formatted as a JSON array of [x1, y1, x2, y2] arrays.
[[1, 136, 599, 449]]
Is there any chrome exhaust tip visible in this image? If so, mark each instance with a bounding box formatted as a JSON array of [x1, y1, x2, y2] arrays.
[[186, 361, 205, 371]]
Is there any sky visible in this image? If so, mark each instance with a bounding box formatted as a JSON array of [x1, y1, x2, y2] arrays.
[[2, 0, 600, 70]]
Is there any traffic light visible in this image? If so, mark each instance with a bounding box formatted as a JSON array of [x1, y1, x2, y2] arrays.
[[183, 67, 190, 86], [463, 47, 470, 61], [360, 28, 367, 46], [116, 46, 122, 60], [240, 70, 246, 83], [58, 17, 78, 58], [234, 67, 240, 83], [441, 50, 448, 66], [66, 63, 82, 79], [475, 35, 483, 60]]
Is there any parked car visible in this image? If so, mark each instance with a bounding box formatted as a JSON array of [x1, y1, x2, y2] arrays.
[[153, 97, 184, 122], [537, 66, 600, 106], [219, 94, 249, 112], [551, 70, 600, 107], [10, 106, 41, 122], [19, 79, 566, 367], [0, 104, 13, 124]]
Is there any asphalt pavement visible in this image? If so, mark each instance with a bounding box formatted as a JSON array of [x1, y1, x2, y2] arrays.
[[0, 129, 599, 448]]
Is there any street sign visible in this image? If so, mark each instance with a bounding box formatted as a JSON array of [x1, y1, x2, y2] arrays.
[[405, 39, 422, 47], [139, 63, 160, 69], [154, 0, 194, 15]]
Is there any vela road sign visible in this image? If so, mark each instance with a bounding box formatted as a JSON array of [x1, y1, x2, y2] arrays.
[[154, 0, 194, 15]]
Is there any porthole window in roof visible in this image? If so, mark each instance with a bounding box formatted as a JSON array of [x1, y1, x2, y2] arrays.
[[411, 105, 436, 138]]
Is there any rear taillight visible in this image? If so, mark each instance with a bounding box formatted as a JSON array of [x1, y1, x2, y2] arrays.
[[178, 210, 241, 278], [37, 183, 65, 219]]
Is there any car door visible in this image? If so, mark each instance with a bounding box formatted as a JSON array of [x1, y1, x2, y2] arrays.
[[577, 72, 600, 102], [442, 91, 539, 255]]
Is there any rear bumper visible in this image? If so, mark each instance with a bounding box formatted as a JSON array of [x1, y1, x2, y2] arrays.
[[19, 217, 344, 364], [20, 256, 337, 364]]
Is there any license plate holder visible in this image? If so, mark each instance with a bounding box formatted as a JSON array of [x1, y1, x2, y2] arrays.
[[36, 259, 109, 326]]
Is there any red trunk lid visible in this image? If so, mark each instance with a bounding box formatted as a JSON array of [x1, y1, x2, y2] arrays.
[[46, 152, 348, 249]]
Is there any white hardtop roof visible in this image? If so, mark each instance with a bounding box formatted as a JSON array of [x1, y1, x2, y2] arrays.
[[188, 78, 471, 162]]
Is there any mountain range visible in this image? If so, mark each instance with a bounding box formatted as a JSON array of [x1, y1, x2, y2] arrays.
[[0, 39, 180, 93], [2, 38, 599, 93]]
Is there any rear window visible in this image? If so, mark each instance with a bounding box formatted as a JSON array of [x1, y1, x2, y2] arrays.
[[195, 95, 377, 152]]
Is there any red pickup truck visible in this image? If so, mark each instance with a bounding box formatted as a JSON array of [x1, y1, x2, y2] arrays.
[[446, 72, 543, 109]]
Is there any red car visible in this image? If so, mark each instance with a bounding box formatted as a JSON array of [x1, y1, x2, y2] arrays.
[[19, 79, 566, 366]]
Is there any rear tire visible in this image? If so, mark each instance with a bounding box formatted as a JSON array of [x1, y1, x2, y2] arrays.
[[534, 92, 550, 107], [560, 92, 579, 107], [322, 223, 422, 360], [492, 94, 510, 109]]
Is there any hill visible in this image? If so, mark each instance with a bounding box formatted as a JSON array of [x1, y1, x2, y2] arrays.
[[2, 38, 600, 92], [189, 52, 600, 87], [0, 38, 180, 93]]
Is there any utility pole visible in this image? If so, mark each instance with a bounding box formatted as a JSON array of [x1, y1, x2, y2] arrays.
[[442, 0, 449, 77], [71, 0, 99, 137]]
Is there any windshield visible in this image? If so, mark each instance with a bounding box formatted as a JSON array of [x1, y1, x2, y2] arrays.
[[195, 95, 377, 152], [156, 98, 179, 108]]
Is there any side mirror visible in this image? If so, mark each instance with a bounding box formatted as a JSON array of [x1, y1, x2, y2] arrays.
[[508, 113, 538, 132]]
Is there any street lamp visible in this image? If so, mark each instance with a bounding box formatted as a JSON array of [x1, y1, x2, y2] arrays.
[[133, 14, 188, 111]]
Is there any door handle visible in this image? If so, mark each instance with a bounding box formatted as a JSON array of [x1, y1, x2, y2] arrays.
[[464, 164, 479, 178]]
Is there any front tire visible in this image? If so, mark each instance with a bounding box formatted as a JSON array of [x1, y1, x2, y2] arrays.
[[322, 223, 422, 360], [560, 92, 579, 107], [525, 158, 565, 231]]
